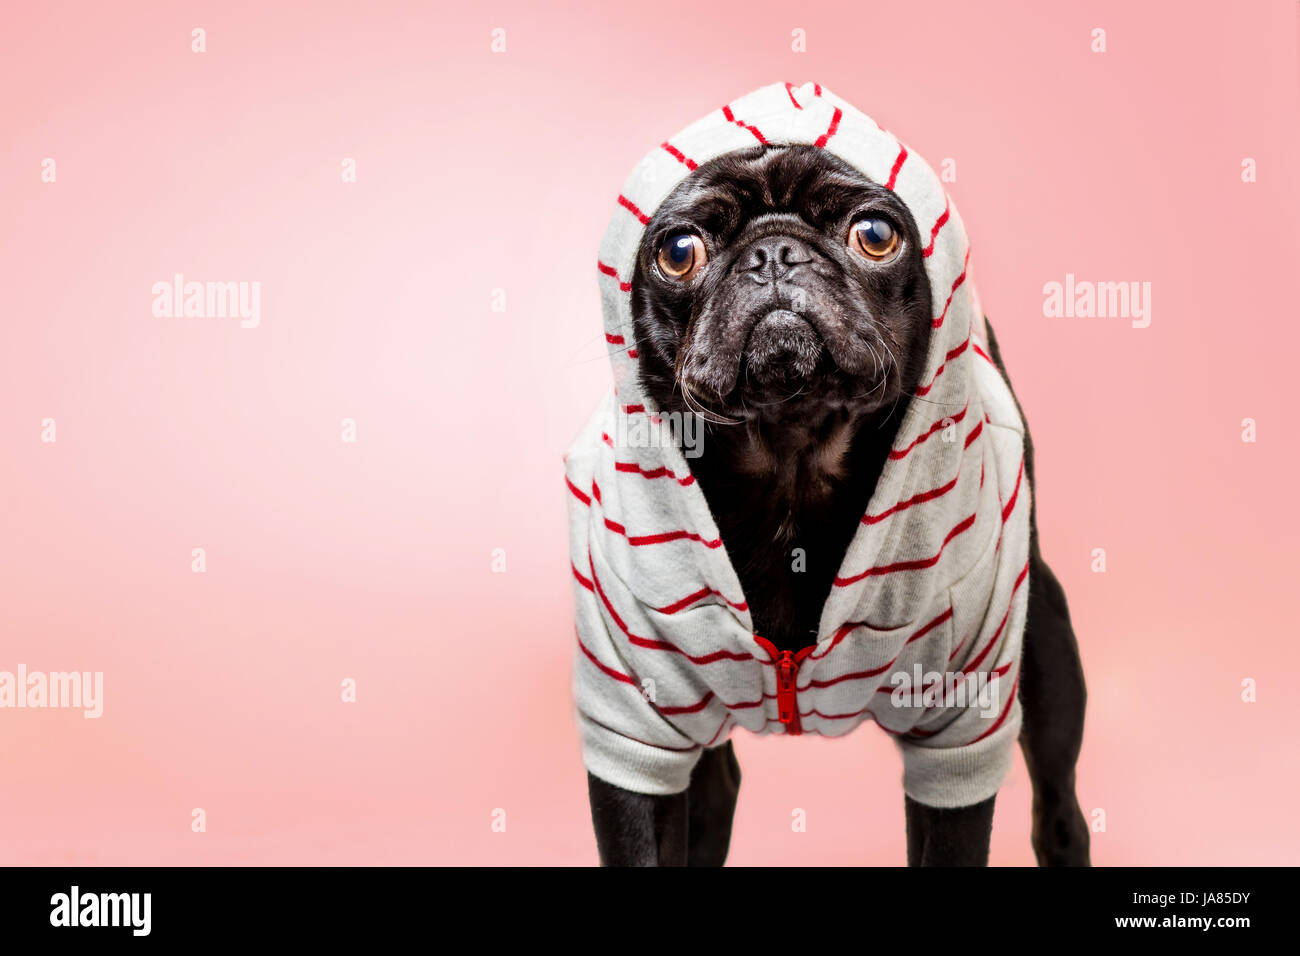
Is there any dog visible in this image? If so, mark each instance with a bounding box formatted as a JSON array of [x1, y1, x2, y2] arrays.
[[569, 87, 1088, 866]]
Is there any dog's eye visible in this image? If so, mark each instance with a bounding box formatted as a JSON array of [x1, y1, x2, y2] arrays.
[[849, 218, 900, 261], [656, 232, 707, 280]]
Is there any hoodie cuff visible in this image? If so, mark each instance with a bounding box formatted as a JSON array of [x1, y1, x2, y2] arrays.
[[895, 708, 1021, 809], [579, 711, 701, 796]]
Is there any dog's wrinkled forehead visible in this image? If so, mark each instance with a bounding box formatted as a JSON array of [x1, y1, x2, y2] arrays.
[[646, 146, 913, 242]]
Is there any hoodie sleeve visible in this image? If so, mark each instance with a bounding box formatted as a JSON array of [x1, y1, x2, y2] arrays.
[[892, 410, 1031, 810], [892, 591, 1025, 809], [565, 400, 703, 796]]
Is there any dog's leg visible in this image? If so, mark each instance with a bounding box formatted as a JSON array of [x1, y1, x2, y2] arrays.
[[587, 774, 687, 866], [981, 316, 1090, 867], [1019, 550, 1091, 866], [686, 741, 742, 866], [586, 741, 741, 867], [904, 564, 1092, 869], [904, 795, 996, 866]]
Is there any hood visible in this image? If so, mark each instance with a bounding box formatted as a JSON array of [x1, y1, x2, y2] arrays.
[[596, 80, 980, 422]]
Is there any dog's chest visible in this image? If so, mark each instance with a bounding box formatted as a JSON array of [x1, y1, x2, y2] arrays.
[[695, 417, 899, 653]]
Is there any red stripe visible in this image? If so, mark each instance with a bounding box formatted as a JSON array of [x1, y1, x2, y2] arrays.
[[722, 104, 767, 144], [813, 83, 822, 96], [719, 693, 766, 712], [576, 632, 636, 687], [617, 194, 650, 225], [790, 613, 956, 686], [969, 673, 1020, 743], [889, 400, 970, 460], [800, 650, 907, 689], [884, 143, 908, 190], [972, 342, 994, 365], [905, 606, 955, 644], [659, 690, 714, 716], [609, 522, 722, 549], [1001, 458, 1025, 522], [784, 82, 803, 109], [605, 332, 625, 345], [914, 335, 970, 397], [655, 584, 748, 615], [588, 556, 639, 641], [834, 511, 976, 586], [862, 472, 958, 525], [932, 247, 971, 329], [597, 260, 632, 292], [621, 403, 645, 414], [922, 198, 951, 258], [586, 557, 752, 664], [947, 633, 967, 662], [660, 141, 698, 170], [865, 425, 979, 525], [591, 480, 722, 548], [705, 714, 732, 746], [613, 460, 696, 486], [925, 656, 1015, 709], [959, 560, 1030, 676], [814, 106, 843, 148], [572, 562, 594, 591], [581, 574, 760, 723], [664, 686, 769, 716], [627, 636, 755, 665], [801, 703, 876, 722], [565, 476, 591, 506], [881, 658, 1014, 699]]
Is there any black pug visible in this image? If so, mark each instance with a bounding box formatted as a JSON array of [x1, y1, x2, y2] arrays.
[[585, 144, 1089, 867]]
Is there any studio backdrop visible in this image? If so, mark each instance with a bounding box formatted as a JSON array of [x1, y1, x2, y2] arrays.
[[1, 0, 1297, 865]]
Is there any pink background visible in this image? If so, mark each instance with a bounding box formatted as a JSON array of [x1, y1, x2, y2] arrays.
[[2, 0, 1297, 865]]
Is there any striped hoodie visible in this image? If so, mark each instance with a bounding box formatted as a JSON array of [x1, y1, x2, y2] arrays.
[[566, 82, 1030, 809]]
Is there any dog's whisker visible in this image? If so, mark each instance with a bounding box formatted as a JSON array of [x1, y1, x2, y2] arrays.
[[677, 372, 742, 427]]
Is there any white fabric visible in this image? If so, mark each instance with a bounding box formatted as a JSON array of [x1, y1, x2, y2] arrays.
[[565, 82, 1030, 808]]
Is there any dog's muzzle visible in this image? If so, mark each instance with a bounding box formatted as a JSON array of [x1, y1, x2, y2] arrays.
[[743, 309, 823, 386]]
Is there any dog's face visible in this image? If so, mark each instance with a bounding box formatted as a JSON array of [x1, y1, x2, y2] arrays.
[[631, 145, 933, 423]]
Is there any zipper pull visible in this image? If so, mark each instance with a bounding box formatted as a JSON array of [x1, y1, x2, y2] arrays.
[[776, 651, 798, 725]]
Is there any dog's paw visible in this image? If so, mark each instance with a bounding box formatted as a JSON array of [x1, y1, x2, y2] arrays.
[[1031, 797, 1091, 867]]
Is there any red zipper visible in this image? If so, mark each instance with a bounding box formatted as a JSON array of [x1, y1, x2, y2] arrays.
[[753, 636, 815, 735]]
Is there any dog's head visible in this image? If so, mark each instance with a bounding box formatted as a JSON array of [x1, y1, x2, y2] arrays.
[[631, 145, 933, 424]]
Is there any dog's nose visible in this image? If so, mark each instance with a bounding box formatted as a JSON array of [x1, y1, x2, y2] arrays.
[[738, 236, 815, 279]]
